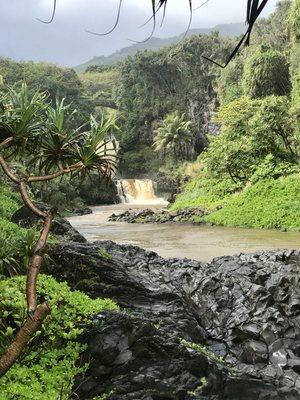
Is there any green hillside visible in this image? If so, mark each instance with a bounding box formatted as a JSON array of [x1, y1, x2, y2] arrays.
[[74, 22, 245, 71]]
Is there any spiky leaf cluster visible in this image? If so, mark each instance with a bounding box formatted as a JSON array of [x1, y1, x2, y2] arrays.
[[0, 84, 118, 180]]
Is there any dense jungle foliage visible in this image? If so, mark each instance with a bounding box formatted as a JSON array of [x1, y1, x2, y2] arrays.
[[0, 0, 299, 396], [171, 0, 300, 230], [0, 105, 118, 400], [0, 2, 298, 217]]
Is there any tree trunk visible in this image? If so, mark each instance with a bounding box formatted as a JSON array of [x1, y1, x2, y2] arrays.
[[27, 213, 52, 313], [0, 180, 52, 376], [0, 303, 50, 377]]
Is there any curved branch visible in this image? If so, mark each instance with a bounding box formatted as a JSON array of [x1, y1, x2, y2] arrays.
[[19, 181, 46, 218], [0, 155, 19, 183], [37, 0, 57, 24], [85, 0, 123, 36], [28, 170, 64, 183], [27, 161, 83, 182], [0, 137, 14, 150], [0, 302, 51, 377], [27, 213, 52, 313]]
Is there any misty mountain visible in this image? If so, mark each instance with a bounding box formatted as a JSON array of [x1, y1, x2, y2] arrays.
[[74, 22, 245, 71]]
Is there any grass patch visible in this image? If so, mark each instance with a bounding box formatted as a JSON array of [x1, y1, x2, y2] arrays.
[[171, 177, 242, 212], [98, 248, 112, 262], [204, 175, 300, 230]]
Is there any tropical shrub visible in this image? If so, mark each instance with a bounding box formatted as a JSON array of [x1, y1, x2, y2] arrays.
[[171, 175, 242, 212], [0, 218, 37, 278], [243, 45, 291, 98], [203, 95, 298, 182], [0, 84, 118, 376], [204, 175, 300, 230], [0, 275, 118, 400]]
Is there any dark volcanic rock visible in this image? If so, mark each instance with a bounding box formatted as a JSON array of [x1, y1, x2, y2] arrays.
[[47, 242, 300, 399], [72, 207, 93, 216], [109, 208, 207, 224], [12, 204, 86, 243]]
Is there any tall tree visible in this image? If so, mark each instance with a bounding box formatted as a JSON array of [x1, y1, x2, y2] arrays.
[[0, 85, 117, 376], [243, 45, 291, 98], [153, 111, 193, 160]]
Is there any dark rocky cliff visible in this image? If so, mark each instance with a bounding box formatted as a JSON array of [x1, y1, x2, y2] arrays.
[[46, 240, 300, 400]]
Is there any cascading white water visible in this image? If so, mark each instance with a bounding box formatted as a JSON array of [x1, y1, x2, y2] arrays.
[[117, 179, 167, 205], [116, 180, 126, 204]]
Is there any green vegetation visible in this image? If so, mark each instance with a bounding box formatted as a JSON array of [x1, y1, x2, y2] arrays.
[[203, 175, 300, 230], [171, 176, 242, 212], [0, 275, 118, 400], [153, 111, 193, 160], [0, 182, 36, 277], [172, 0, 300, 231], [98, 248, 112, 262], [116, 33, 234, 174], [0, 58, 94, 128], [0, 184, 20, 219], [0, 83, 118, 376], [243, 45, 291, 98], [187, 377, 207, 397], [0, 218, 37, 278], [180, 339, 231, 367]]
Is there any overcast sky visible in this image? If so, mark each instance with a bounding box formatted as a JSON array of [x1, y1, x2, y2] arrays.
[[0, 0, 277, 67]]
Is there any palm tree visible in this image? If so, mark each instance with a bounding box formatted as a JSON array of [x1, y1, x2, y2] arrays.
[[153, 111, 193, 160], [0, 84, 118, 376]]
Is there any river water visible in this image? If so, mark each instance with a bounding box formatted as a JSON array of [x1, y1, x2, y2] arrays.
[[68, 204, 300, 263]]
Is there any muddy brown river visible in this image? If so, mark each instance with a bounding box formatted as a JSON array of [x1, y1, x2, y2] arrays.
[[68, 204, 300, 262]]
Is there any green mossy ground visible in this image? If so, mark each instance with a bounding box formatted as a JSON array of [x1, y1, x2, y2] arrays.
[[172, 175, 300, 231]]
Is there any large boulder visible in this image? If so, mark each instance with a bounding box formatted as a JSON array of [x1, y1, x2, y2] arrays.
[[11, 204, 86, 243], [47, 241, 300, 399]]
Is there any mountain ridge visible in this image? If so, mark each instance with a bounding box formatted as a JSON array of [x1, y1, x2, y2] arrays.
[[74, 22, 245, 71]]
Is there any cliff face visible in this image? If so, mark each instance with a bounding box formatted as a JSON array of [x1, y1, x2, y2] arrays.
[[47, 240, 300, 399]]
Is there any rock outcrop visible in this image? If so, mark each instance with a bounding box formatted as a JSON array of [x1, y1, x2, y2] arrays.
[[109, 208, 207, 224], [12, 204, 87, 243], [47, 241, 300, 399]]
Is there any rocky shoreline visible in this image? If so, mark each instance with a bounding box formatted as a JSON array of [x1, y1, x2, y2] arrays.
[[109, 207, 208, 224], [46, 233, 300, 399], [12, 205, 300, 398]]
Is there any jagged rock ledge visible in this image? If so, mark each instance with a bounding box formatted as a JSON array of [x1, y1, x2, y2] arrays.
[[46, 239, 300, 400]]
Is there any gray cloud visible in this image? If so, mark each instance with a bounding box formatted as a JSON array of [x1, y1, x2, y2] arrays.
[[0, 0, 277, 67]]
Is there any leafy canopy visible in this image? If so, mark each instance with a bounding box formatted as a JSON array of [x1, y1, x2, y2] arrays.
[[153, 111, 193, 160], [0, 84, 118, 180]]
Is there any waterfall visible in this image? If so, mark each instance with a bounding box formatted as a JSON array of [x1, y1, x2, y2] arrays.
[[117, 179, 167, 205], [116, 180, 126, 204]]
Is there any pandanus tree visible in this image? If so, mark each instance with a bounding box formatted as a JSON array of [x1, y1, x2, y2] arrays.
[[0, 84, 118, 376], [153, 111, 193, 160]]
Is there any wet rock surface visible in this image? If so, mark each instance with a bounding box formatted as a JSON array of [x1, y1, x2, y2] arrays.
[[109, 208, 207, 224], [47, 241, 300, 399], [12, 204, 86, 243], [72, 207, 93, 216]]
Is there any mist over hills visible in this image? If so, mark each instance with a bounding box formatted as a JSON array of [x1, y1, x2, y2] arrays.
[[74, 22, 245, 71]]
